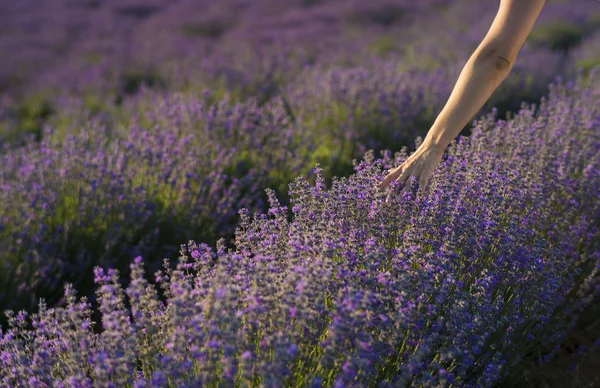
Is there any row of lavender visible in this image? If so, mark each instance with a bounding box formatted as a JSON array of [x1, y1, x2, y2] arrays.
[[0, 0, 597, 93], [0, 47, 584, 320], [1, 2, 600, 328], [1, 0, 599, 145], [0, 0, 457, 97], [1, 68, 598, 387], [0, 0, 599, 382]]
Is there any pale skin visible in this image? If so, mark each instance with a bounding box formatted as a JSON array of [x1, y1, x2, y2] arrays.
[[378, 0, 547, 202]]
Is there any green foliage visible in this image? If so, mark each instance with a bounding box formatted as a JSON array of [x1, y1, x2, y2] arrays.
[[16, 94, 54, 133], [345, 5, 407, 28], [83, 52, 103, 65], [483, 72, 548, 123], [117, 70, 166, 103], [527, 20, 583, 51], [298, 103, 355, 184], [181, 20, 234, 39], [576, 57, 600, 73], [367, 36, 405, 58], [0, 94, 54, 146]]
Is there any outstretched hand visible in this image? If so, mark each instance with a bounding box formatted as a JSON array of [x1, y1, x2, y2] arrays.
[[378, 142, 445, 203]]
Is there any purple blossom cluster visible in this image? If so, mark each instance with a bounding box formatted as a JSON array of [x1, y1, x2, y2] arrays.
[[1, 69, 598, 387]]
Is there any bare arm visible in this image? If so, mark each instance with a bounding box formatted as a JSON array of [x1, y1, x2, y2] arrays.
[[423, 0, 547, 149], [378, 0, 546, 197]]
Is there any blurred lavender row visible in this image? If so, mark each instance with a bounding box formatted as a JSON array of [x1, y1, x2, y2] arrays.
[[1, 0, 599, 143]]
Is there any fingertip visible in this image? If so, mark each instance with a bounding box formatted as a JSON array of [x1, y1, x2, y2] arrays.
[[400, 181, 410, 193], [380, 176, 392, 189]]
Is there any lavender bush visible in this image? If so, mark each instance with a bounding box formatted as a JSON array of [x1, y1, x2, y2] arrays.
[[1, 68, 598, 387], [0, 93, 317, 320], [0, 50, 575, 323]]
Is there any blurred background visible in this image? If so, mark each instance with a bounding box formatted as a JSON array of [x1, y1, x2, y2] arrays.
[[1, 0, 599, 146]]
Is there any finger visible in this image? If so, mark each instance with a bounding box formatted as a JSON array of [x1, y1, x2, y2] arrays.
[[379, 169, 401, 191], [394, 165, 413, 188], [400, 176, 415, 197], [385, 190, 392, 204], [378, 164, 405, 190], [418, 173, 430, 195], [385, 182, 398, 203], [385, 169, 410, 203], [384, 165, 414, 202]]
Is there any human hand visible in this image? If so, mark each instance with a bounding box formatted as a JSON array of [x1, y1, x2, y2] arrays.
[[378, 141, 445, 203]]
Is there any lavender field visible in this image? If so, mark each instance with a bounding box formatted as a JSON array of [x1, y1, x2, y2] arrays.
[[1, 0, 599, 386]]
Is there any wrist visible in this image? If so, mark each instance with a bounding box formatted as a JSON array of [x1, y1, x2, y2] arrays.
[[422, 134, 448, 152]]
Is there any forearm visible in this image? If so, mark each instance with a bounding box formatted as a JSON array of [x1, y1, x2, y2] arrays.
[[423, 51, 512, 150]]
